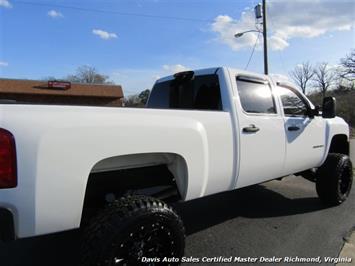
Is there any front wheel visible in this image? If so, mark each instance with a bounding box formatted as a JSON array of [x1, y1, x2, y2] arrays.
[[316, 153, 353, 206], [81, 195, 185, 266]]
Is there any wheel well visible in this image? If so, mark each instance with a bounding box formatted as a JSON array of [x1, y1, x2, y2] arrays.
[[329, 134, 349, 155], [81, 153, 188, 225]]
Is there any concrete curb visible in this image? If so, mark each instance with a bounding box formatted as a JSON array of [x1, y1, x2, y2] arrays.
[[338, 139, 355, 265], [337, 228, 355, 266]]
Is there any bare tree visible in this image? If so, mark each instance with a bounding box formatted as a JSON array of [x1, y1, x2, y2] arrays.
[[123, 95, 142, 107], [123, 89, 151, 107], [289, 62, 314, 94], [66, 65, 113, 84], [138, 89, 150, 105], [313, 63, 336, 99], [339, 49, 355, 82]]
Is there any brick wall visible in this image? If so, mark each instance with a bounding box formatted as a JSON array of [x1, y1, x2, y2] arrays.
[[0, 79, 124, 107], [0, 93, 123, 107]]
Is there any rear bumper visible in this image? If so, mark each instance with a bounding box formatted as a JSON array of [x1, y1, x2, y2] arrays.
[[0, 208, 15, 241]]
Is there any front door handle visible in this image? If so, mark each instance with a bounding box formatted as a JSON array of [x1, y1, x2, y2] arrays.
[[288, 126, 300, 131], [243, 125, 260, 133]]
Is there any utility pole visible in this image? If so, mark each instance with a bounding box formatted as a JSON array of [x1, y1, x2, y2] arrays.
[[262, 0, 268, 75], [235, 0, 269, 74]]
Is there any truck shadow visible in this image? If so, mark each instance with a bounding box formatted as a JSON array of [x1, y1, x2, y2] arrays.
[[0, 229, 80, 266], [0, 182, 326, 266], [174, 183, 326, 235]]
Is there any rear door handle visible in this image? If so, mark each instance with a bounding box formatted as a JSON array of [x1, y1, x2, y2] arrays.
[[243, 125, 260, 133], [288, 126, 300, 131]]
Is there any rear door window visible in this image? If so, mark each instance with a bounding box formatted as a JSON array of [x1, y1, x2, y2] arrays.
[[147, 74, 222, 110], [236, 77, 276, 114]]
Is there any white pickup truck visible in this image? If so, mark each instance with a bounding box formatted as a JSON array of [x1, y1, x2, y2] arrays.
[[0, 67, 352, 265]]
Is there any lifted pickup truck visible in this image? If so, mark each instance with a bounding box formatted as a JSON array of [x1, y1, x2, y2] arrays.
[[0, 67, 352, 265]]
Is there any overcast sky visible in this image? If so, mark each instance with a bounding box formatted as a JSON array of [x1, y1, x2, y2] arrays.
[[0, 0, 354, 94]]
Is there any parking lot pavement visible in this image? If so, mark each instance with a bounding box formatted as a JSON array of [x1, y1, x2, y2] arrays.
[[0, 141, 354, 265], [350, 139, 355, 164], [1, 174, 355, 266], [179, 176, 355, 265]]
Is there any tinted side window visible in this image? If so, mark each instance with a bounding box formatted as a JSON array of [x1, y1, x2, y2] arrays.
[[147, 74, 222, 110], [236, 78, 276, 114], [147, 82, 170, 108], [276, 86, 308, 116]]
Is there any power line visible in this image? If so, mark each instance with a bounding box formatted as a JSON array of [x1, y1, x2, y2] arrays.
[[11, 0, 212, 23], [245, 32, 260, 70]]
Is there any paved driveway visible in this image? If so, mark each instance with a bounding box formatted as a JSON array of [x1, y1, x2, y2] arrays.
[[350, 139, 355, 163]]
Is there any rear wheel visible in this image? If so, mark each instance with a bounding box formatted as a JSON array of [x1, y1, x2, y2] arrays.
[[316, 153, 353, 206], [81, 195, 185, 266]]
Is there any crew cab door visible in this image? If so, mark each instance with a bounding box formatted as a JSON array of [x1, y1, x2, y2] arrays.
[[275, 85, 326, 174], [233, 74, 286, 188]]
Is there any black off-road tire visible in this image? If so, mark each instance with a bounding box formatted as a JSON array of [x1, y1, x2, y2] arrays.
[[316, 153, 353, 206], [81, 195, 185, 266]]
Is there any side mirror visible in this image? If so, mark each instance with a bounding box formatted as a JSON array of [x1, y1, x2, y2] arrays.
[[308, 105, 320, 118], [322, 96, 336, 118]]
